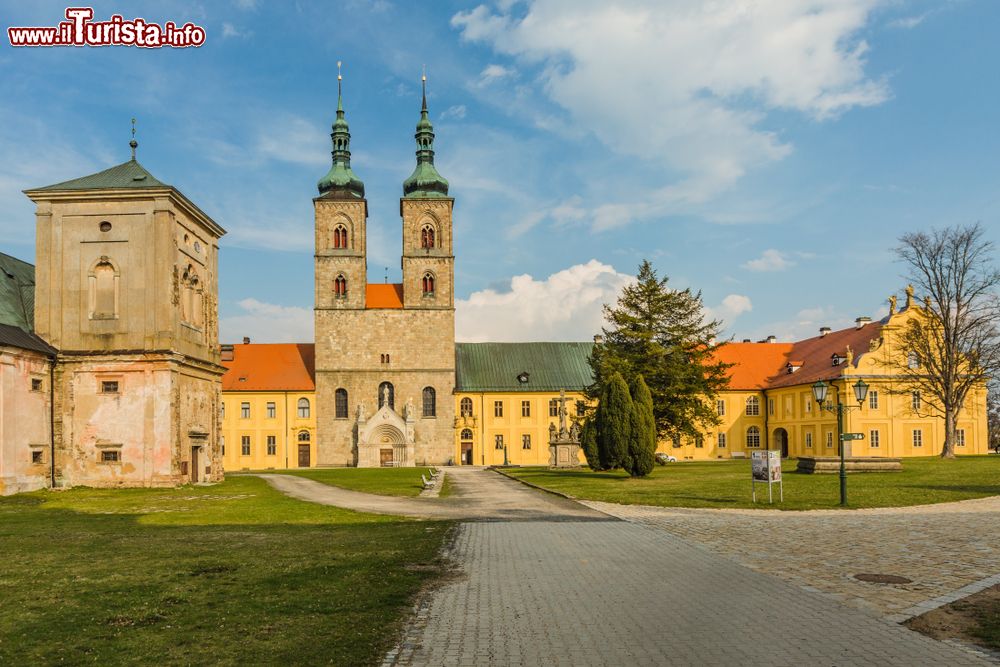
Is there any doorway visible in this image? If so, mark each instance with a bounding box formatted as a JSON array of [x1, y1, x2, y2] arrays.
[[298, 444, 311, 467], [460, 428, 473, 465], [380, 448, 394, 467], [190, 446, 200, 483], [773, 428, 789, 458]]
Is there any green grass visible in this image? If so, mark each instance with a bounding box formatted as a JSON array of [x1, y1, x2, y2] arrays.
[[967, 594, 1000, 651], [279, 467, 435, 497], [504, 456, 1000, 510], [0, 476, 451, 665]]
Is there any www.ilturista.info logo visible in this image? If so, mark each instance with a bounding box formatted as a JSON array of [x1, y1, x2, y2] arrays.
[[8, 7, 206, 48]]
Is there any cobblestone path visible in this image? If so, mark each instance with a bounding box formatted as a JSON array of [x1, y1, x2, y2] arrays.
[[383, 473, 990, 666], [584, 496, 1000, 623]]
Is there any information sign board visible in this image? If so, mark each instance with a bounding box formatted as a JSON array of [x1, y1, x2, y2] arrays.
[[751, 450, 783, 503]]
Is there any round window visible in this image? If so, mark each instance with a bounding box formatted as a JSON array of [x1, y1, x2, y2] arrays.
[[194, 241, 202, 253], [99, 221, 112, 232]]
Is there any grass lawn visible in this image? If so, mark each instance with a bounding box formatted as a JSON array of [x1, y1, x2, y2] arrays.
[[504, 455, 1000, 510], [0, 476, 451, 665], [279, 467, 436, 497]]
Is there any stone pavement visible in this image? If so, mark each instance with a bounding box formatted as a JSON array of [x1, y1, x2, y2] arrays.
[[584, 496, 1000, 623]]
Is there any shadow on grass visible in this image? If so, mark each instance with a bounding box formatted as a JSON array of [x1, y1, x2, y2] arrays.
[[902, 484, 1000, 494]]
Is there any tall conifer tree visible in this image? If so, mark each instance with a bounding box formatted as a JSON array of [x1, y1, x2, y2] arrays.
[[626, 375, 656, 477], [580, 417, 601, 470], [597, 372, 632, 470]]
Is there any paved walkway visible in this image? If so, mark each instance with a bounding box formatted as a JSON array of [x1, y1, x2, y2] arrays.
[[585, 496, 1000, 623]]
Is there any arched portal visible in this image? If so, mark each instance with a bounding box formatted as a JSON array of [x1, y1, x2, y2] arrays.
[[773, 427, 789, 458]]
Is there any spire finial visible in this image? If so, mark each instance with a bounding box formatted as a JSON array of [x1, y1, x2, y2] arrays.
[[421, 65, 427, 113], [337, 61, 343, 111], [129, 117, 138, 160]]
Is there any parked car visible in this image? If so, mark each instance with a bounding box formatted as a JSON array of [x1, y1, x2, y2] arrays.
[[654, 452, 677, 465]]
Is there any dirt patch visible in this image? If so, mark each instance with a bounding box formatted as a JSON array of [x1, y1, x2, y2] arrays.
[[906, 584, 1000, 653]]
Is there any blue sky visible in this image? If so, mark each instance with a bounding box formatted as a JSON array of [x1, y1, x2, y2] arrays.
[[2, 0, 998, 344]]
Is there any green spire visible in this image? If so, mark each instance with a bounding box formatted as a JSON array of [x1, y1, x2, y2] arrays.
[[402, 73, 449, 199], [318, 63, 365, 198]]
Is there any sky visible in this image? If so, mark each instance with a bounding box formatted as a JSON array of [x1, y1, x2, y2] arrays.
[[2, 0, 998, 345]]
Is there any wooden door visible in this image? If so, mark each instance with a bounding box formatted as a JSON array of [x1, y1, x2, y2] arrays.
[[380, 449, 394, 467], [461, 442, 472, 465], [298, 443, 310, 468], [190, 446, 200, 483]]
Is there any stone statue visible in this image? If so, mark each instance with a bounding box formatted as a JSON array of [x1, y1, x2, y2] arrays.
[[404, 397, 414, 420], [558, 389, 568, 434], [570, 421, 580, 441], [905, 284, 914, 308], [381, 384, 389, 407], [888, 294, 897, 316], [845, 345, 854, 365], [356, 400, 366, 421], [869, 336, 881, 352], [548, 422, 557, 443]]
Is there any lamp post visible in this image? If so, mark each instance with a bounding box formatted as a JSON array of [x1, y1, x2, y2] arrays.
[[812, 378, 869, 507]]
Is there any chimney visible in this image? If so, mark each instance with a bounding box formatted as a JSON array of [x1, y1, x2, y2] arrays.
[[242, 336, 251, 345], [819, 327, 831, 337], [766, 335, 776, 344], [742, 338, 752, 343], [855, 317, 871, 330], [221, 344, 234, 362], [593, 334, 604, 345]]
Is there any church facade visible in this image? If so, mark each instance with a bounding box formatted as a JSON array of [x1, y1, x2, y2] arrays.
[[313, 76, 457, 467]]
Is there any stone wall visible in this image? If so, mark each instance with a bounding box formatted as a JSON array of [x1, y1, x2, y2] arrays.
[[0, 347, 52, 495]]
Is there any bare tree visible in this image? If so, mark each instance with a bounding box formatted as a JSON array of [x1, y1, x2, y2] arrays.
[[989, 385, 1000, 454], [893, 223, 1000, 458]]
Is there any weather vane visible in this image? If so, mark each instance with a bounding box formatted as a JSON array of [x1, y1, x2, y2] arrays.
[[129, 117, 137, 160]]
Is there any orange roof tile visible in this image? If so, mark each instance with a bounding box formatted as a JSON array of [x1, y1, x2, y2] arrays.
[[366, 283, 404, 309], [714, 342, 794, 389], [221, 343, 315, 391]]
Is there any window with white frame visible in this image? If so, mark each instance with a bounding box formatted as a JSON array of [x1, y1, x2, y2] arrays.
[[870, 430, 880, 448], [266, 402, 276, 419], [907, 351, 921, 369], [956, 429, 966, 447], [241, 435, 251, 455], [826, 431, 834, 448], [912, 429, 923, 448], [769, 398, 775, 416], [805, 432, 813, 448], [298, 398, 310, 419], [240, 402, 250, 419], [746, 426, 761, 448], [494, 401, 503, 418], [494, 434, 504, 449], [267, 435, 277, 455], [717, 433, 727, 448], [521, 400, 530, 417], [522, 434, 531, 449], [805, 396, 811, 413], [716, 399, 725, 416], [745, 396, 760, 416], [911, 391, 921, 411], [869, 390, 879, 410]]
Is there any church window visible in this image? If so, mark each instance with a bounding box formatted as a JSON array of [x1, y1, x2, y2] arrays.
[[298, 398, 310, 419], [267, 436, 277, 456], [298, 430, 311, 443], [549, 399, 558, 417], [422, 387, 436, 417], [461, 428, 473, 440], [101, 380, 119, 394], [521, 401, 530, 417], [494, 434, 504, 449], [380, 353, 391, 364], [460, 397, 473, 417], [746, 426, 761, 448], [420, 224, 435, 249], [494, 401, 503, 418], [241, 402, 250, 419], [266, 402, 276, 419], [422, 272, 435, 296], [378, 382, 395, 410], [333, 224, 349, 249], [334, 275, 348, 298], [92, 259, 118, 319], [241, 435, 251, 455], [522, 434, 531, 449], [335, 388, 348, 419], [745, 396, 760, 416]]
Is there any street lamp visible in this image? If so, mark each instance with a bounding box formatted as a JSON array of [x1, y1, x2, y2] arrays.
[[812, 378, 869, 507]]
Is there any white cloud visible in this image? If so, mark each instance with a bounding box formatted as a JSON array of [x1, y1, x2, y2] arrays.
[[888, 13, 928, 29], [220, 23, 249, 39], [477, 64, 515, 86], [711, 294, 753, 322], [441, 104, 467, 120], [452, 0, 890, 227], [220, 298, 313, 343], [456, 260, 633, 342], [742, 249, 794, 272]]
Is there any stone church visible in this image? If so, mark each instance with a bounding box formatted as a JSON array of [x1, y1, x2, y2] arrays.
[[314, 75, 456, 467], [0, 140, 226, 495]]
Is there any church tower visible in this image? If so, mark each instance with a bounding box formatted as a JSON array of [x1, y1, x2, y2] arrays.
[[314, 72, 456, 467]]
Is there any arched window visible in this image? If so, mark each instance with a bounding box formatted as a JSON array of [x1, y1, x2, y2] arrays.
[[334, 275, 347, 297], [297, 397, 310, 419], [189, 273, 203, 328], [93, 260, 117, 318], [422, 386, 436, 417], [333, 224, 348, 249], [335, 388, 348, 419], [460, 428, 473, 440], [378, 381, 394, 410], [420, 224, 435, 249], [298, 430, 310, 443], [460, 397, 473, 417], [745, 396, 760, 416], [746, 426, 761, 448], [422, 272, 435, 296]]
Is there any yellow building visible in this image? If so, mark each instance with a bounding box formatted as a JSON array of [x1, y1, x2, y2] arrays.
[[220, 342, 317, 470]]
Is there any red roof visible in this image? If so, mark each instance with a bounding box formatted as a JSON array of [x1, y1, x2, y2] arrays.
[[221, 343, 315, 391], [715, 321, 885, 390], [367, 283, 404, 309]]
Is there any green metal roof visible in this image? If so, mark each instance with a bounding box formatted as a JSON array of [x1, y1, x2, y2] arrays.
[[0, 251, 36, 331], [30, 159, 168, 191], [402, 82, 449, 199], [455, 342, 594, 392]]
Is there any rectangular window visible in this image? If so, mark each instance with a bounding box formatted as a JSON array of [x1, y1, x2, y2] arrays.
[[220, 402, 225, 419], [694, 435, 704, 448], [494, 401, 503, 418], [576, 401, 585, 417], [101, 450, 120, 463], [266, 402, 276, 419], [267, 435, 277, 455], [869, 390, 879, 410], [956, 429, 966, 447], [768, 398, 774, 416], [912, 429, 922, 448], [804, 397, 811, 413], [826, 431, 834, 449], [716, 399, 725, 416], [241, 435, 251, 456], [717, 433, 726, 448], [101, 380, 119, 394], [805, 432, 813, 449], [549, 400, 558, 417], [241, 402, 250, 419], [911, 392, 921, 412], [522, 434, 531, 449], [521, 401, 530, 418], [494, 434, 504, 449], [745, 398, 759, 416], [870, 430, 880, 448], [221, 435, 225, 456], [31, 378, 43, 392], [31, 450, 44, 464]]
